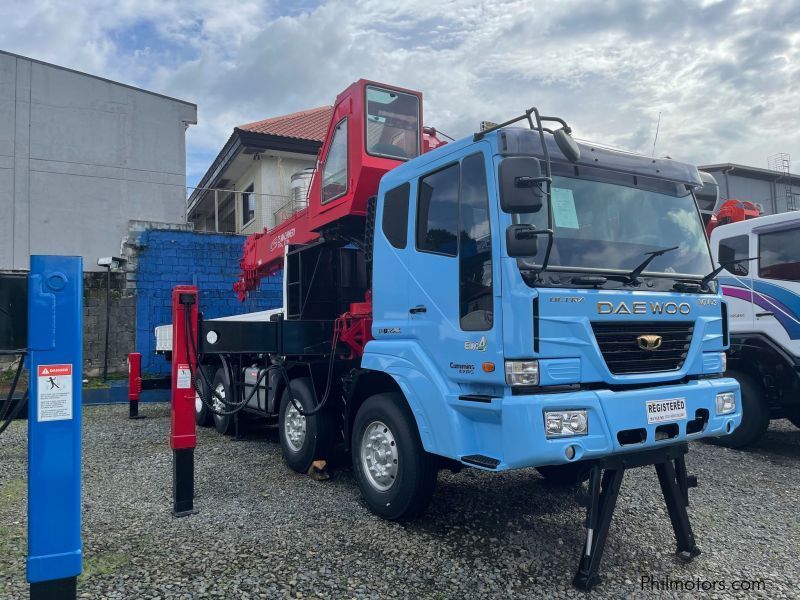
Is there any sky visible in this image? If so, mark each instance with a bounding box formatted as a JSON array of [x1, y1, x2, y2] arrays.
[[1, 0, 798, 188]]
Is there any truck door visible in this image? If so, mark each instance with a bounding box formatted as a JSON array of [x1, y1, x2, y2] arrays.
[[406, 151, 503, 390], [754, 225, 800, 356]]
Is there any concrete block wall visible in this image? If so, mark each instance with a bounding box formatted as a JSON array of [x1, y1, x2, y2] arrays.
[[83, 271, 135, 377], [133, 229, 281, 375]]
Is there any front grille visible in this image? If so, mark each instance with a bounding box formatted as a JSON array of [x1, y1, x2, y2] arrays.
[[591, 321, 694, 375]]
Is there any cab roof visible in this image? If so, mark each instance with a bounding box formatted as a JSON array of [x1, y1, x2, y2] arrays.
[[382, 126, 703, 190]]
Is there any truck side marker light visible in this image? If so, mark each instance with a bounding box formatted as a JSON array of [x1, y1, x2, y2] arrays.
[[482, 362, 495, 373]]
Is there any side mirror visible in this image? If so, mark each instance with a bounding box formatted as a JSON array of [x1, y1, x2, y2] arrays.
[[499, 157, 547, 213], [554, 128, 580, 163], [506, 224, 551, 257]]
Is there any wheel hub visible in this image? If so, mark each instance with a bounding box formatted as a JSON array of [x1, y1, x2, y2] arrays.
[[213, 382, 225, 413], [284, 403, 307, 451], [360, 421, 398, 491]]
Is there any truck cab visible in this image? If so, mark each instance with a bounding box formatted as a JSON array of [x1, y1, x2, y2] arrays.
[[366, 126, 741, 472], [711, 212, 800, 445]]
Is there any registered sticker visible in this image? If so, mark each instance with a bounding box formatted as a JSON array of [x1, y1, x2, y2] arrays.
[[646, 398, 687, 424], [37, 364, 73, 422], [176, 364, 192, 389]]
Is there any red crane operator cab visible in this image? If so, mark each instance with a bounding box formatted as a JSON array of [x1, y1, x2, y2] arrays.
[[235, 80, 445, 299]]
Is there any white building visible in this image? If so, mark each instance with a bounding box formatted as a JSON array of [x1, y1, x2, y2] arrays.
[[187, 106, 332, 235], [0, 50, 197, 271]]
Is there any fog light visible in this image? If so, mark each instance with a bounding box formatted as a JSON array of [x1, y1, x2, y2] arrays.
[[716, 392, 736, 415], [505, 360, 539, 386], [544, 410, 588, 438]]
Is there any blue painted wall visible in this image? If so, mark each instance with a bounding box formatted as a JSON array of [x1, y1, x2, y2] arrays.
[[134, 229, 281, 374]]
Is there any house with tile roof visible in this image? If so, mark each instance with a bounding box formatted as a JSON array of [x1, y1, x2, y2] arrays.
[[188, 105, 333, 235]]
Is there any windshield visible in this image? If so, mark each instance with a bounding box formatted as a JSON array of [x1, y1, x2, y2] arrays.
[[365, 85, 420, 160], [518, 174, 713, 277]]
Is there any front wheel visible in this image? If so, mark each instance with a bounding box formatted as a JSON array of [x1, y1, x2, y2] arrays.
[[787, 413, 800, 430], [711, 370, 768, 448], [352, 393, 437, 520]]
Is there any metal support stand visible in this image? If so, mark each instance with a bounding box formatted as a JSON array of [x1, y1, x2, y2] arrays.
[[170, 287, 198, 517], [127, 352, 145, 420], [30, 576, 77, 600], [573, 443, 699, 591], [26, 256, 83, 599], [128, 399, 144, 419], [171, 448, 196, 517]]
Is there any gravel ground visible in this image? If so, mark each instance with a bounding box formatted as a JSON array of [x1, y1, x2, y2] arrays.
[[1, 403, 798, 599]]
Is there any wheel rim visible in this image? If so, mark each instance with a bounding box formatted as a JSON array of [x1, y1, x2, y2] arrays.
[[195, 392, 202, 414], [284, 402, 307, 452], [360, 420, 399, 492], [213, 382, 226, 413]]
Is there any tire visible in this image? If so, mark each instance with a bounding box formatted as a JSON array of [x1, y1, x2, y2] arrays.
[[194, 366, 213, 427], [536, 461, 592, 485], [351, 393, 437, 520], [712, 370, 769, 448], [211, 367, 234, 435], [278, 378, 334, 474]]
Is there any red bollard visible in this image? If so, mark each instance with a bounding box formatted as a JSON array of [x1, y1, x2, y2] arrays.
[[127, 352, 144, 419], [170, 285, 198, 516]]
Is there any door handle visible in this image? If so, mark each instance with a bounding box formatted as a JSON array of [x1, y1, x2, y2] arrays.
[[409, 305, 427, 314], [755, 312, 774, 318]]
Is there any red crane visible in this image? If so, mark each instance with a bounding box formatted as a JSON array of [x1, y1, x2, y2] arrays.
[[705, 199, 762, 237], [233, 79, 445, 356]]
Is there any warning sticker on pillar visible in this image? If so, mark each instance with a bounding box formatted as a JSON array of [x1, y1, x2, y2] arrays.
[[176, 364, 191, 389], [37, 364, 73, 422]]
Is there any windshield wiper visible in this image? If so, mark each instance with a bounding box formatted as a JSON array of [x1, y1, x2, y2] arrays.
[[623, 246, 680, 284], [699, 257, 757, 290]]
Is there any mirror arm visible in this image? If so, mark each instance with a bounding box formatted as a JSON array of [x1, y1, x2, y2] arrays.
[[515, 175, 551, 188]]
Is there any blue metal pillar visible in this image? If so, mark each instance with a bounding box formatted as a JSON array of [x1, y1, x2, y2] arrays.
[[27, 255, 83, 599]]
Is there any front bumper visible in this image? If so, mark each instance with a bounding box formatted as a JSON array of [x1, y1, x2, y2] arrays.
[[454, 377, 741, 470]]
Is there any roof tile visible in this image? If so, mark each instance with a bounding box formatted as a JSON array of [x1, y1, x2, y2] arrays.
[[237, 106, 333, 142]]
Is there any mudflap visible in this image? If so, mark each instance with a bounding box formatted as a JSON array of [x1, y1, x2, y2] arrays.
[[573, 442, 700, 591]]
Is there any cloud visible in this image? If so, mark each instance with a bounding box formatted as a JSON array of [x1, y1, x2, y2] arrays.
[[1, 0, 798, 187]]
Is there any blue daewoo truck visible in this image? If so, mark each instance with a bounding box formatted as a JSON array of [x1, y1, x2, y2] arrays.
[[167, 82, 741, 589]]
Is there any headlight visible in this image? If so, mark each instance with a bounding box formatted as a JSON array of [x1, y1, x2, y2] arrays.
[[715, 392, 736, 415], [544, 410, 589, 437], [505, 360, 539, 386]]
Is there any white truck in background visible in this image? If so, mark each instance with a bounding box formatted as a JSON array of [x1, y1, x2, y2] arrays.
[[710, 211, 800, 446]]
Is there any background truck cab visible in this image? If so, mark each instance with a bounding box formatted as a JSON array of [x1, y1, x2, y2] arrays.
[[711, 211, 800, 446]]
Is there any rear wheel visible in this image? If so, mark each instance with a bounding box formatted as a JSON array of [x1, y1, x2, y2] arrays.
[[712, 370, 768, 448], [278, 378, 334, 474], [194, 366, 213, 427], [536, 461, 592, 485], [352, 393, 437, 520], [211, 367, 234, 435]]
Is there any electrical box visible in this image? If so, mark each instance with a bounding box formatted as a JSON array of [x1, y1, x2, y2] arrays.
[[0, 273, 28, 353]]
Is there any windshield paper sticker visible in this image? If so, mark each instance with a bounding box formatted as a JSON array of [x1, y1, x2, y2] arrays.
[[551, 187, 579, 229]]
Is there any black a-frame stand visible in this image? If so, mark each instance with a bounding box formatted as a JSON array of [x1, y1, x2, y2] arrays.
[[573, 443, 700, 591]]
